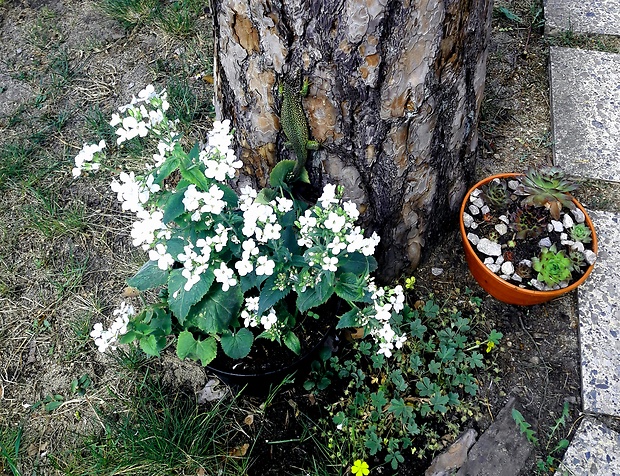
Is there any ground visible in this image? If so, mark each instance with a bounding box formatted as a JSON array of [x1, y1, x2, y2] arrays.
[[1, 0, 620, 475]]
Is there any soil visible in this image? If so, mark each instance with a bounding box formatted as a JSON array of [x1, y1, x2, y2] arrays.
[[2, 1, 620, 475]]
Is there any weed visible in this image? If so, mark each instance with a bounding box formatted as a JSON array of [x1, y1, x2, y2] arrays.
[[155, 0, 205, 37], [24, 188, 87, 240], [0, 142, 34, 189], [0, 425, 22, 476], [97, 0, 158, 29], [52, 375, 249, 475], [27, 7, 64, 51], [513, 402, 571, 474]]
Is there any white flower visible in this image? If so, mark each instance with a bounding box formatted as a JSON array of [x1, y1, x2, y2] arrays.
[[255, 255, 275, 276], [91, 302, 134, 353], [214, 262, 237, 291], [235, 259, 253, 276], [324, 212, 346, 233], [72, 140, 106, 177], [276, 197, 294, 213], [318, 183, 339, 208], [260, 308, 278, 330], [149, 243, 174, 270], [322, 256, 339, 272], [343, 201, 360, 220]]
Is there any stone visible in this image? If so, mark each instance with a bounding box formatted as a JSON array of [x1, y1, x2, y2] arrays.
[[472, 197, 484, 208], [531, 279, 546, 291], [545, 0, 620, 36], [467, 233, 480, 246], [519, 259, 532, 268], [511, 274, 522, 283], [501, 262, 514, 275], [559, 418, 620, 475], [577, 210, 620, 416], [570, 241, 585, 253], [498, 215, 509, 224], [469, 204, 480, 215], [584, 250, 597, 265], [484, 257, 494, 265], [495, 256, 504, 265], [456, 397, 535, 476], [550, 48, 620, 181], [425, 429, 478, 476], [538, 237, 552, 248], [477, 239, 502, 257], [572, 208, 585, 223], [463, 213, 474, 229], [432, 267, 444, 276], [495, 223, 508, 235], [563, 213, 574, 229], [486, 263, 501, 274], [529, 356, 540, 365], [481, 205, 490, 215], [551, 220, 563, 232], [507, 180, 520, 190], [471, 188, 482, 198]]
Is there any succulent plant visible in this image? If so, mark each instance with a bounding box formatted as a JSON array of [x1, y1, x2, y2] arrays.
[[570, 223, 592, 244], [483, 179, 510, 209], [510, 207, 547, 239], [518, 166, 578, 220], [569, 250, 587, 269], [515, 262, 532, 279], [488, 230, 500, 243], [531, 244, 574, 287]]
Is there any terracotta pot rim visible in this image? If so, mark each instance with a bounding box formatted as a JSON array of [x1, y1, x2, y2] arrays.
[[459, 173, 598, 304]]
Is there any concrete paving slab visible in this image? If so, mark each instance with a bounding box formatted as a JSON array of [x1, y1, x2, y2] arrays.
[[577, 209, 620, 417], [545, 0, 620, 37], [550, 47, 620, 182], [559, 418, 620, 476]]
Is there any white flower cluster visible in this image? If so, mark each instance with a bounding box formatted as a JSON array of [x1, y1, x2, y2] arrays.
[[72, 140, 106, 177], [297, 184, 380, 267], [111, 172, 161, 213], [200, 120, 243, 182], [368, 285, 407, 358], [90, 301, 134, 352], [110, 85, 170, 145], [182, 184, 226, 220], [240, 296, 278, 331]]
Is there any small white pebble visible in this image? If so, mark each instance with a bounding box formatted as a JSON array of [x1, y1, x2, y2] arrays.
[[551, 220, 563, 232], [481, 205, 490, 214], [463, 212, 474, 228], [584, 250, 597, 265], [499, 215, 509, 224], [539, 237, 552, 248], [501, 261, 515, 275], [469, 204, 480, 215], [563, 214, 574, 229], [467, 232, 480, 245], [486, 263, 501, 273], [495, 223, 508, 235], [572, 208, 585, 223]]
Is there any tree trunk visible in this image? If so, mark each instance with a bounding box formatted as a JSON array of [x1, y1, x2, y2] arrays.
[[213, 0, 492, 281]]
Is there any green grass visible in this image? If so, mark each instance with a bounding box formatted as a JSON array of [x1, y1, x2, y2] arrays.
[[97, 0, 158, 29], [23, 187, 88, 240], [155, 0, 206, 37], [53, 375, 249, 476], [0, 142, 35, 190], [0, 425, 23, 476]]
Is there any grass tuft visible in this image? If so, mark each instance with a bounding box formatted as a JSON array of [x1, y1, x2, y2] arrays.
[[97, 0, 158, 29]]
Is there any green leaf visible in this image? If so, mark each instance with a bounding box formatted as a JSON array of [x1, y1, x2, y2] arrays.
[[45, 400, 63, 412], [258, 277, 291, 316], [296, 273, 334, 313], [269, 160, 296, 187], [371, 391, 388, 409], [168, 267, 215, 324], [189, 282, 243, 333], [162, 185, 189, 224], [140, 335, 164, 356], [430, 392, 449, 414], [338, 252, 377, 274], [336, 308, 362, 329], [127, 260, 169, 291], [195, 337, 218, 366], [283, 331, 301, 355], [335, 273, 365, 302], [256, 187, 277, 205], [176, 330, 197, 359], [498, 6, 522, 23], [221, 328, 254, 359]]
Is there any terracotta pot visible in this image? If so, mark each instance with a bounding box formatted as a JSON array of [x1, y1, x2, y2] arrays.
[[459, 173, 598, 305]]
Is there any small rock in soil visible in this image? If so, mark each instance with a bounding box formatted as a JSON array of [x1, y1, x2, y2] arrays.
[[584, 250, 597, 265], [484, 257, 495, 265], [529, 356, 540, 365], [572, 208, 585, 223], [472, 197, 484, 208], [468, 233, 480, 245], [469, 204, 481, 215], [501, 261, 515, 275], [481, 205, 490, 214], [531, 279, 545, 291], [477, 239, 502, 256], [486, 263, 501, 273], [463, 213, 474, 228], [496, 255, 505, 265], [499, 214, 509, 224], [539, 237, 552, 248], [432, 267, 444, 276], [551, 220, 564, 232], [563, 214, 574, 228], [571, 241, 585, 252], [508, 180, 520, 190], [495, 223, 508, 235]]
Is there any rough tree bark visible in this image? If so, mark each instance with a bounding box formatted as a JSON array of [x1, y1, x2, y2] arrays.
[[212, 0, 492, 281]]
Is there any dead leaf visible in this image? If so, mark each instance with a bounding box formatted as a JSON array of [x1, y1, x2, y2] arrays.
[[243, 414, 254, 426], [196, 467, 206, 476], [307, 394, 316, 405], [197, 379, 227, 403], [0, 383, 4, 399], [229, 443, 249, 457], [202, 75, 214, 84], [122, 286, 140, 298]]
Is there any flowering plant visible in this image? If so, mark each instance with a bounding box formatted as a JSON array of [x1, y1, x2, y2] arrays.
[[462, 168, 596, 291], [77, 85, 408, 365]]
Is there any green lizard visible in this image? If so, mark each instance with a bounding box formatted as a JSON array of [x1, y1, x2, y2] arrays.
[[278, 79, 320, 181]]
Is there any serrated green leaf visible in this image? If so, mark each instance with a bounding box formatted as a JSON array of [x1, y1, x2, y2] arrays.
[[152, 157, 179, 185], [296, 273, 334, 313], [221, 328, 253, 359], [335, 272, 365, 302], [176, 330, 197, 359], [127, 260, 169, 291], [195, 337, 217, 366], [162, 185, 189, 224], [256, 187, 277, 205], [139, 335, 163, 356], [188, 283, 243, 333], [283, 331, 301, 355], [339, 252, 377, 274], [258, 276, 291, 316], [336, 308, 361, 329], [168, 267, 215, 324]]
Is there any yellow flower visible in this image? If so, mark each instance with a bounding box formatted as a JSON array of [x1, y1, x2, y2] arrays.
[[351, 459, 370, 476], [486, 341, 495, 353]]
